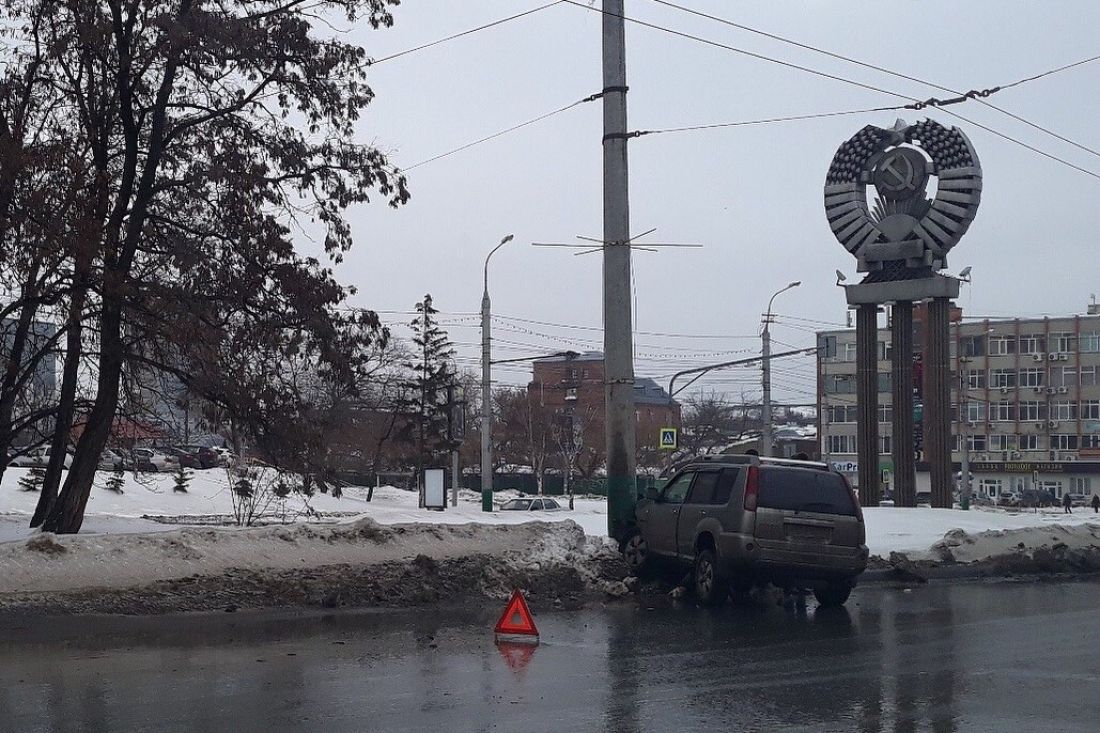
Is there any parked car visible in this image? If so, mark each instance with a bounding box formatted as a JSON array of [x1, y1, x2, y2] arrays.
[[10, 447, 73, 469], [623, 454, 868, 607], [1017, 489, 1056, 508], [499, 497, 564, 511], [179, 445, 220, 469], [131, 448, 178, 473], [1065, 492, 1089, 507], [98, 448, 128, 471], [210, 447, 236, 467], [162, 446, 201, 469]]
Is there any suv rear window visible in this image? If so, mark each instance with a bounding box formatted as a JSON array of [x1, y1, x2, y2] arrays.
[[758, 468, 857, 516]]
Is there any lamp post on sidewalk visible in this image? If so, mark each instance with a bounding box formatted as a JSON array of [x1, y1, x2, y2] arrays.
[[481, 234, 513, 508], [762, 281, 800, 457]]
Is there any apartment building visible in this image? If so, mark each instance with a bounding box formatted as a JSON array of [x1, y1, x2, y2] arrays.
[[817, 304, 1100, 501]]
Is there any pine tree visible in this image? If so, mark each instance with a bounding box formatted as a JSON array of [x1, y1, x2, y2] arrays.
[[104, 468, 125, 494], [173, 465, 191, 493], [397, 294, 456, 483], [19, 467, 45, 492]]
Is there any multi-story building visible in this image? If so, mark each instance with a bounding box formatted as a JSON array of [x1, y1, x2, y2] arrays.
[[817, 304, 1100, 502], [530, 350, 681, 431]]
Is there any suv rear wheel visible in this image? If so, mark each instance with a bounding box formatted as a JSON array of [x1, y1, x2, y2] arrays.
[[620, 529, 651, 576], [813, 582, 853, 608], [693, 548, 725, 606]]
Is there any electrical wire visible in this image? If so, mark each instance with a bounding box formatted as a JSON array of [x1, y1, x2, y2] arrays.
[[403, 92, 602, 171], [370, 1, 566, 65], [646, 0, 1100, 159]]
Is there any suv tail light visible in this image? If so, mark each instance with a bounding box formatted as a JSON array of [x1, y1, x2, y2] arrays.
[[743, 465, 759, 511], [842, 474, 864, 522]]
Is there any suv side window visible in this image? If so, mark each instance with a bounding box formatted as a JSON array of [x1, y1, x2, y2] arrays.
[[712, 468, 741, 505], [660, 472, 694, 504], [684, 470, 720, 504]]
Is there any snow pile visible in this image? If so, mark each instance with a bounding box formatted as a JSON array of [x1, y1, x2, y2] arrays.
[[923, 523, 1100, 564], [861, 506, 1100, 557], [0, 517, 616, 598]]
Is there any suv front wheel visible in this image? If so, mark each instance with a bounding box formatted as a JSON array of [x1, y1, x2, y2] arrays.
[[620, 529, 651, 576], [693, 548, 725, 606]]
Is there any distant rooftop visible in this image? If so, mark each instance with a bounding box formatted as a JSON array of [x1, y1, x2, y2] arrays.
[[532, 350, 604, 363]]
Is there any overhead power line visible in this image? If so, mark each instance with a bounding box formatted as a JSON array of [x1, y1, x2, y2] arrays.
[[403, 92, 601, 171], [370, 1, 565, 65], [645, 0, 1100, 159]]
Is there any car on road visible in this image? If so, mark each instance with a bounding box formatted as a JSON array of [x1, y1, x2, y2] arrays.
[[131, 448, 178, 473], [162, 446, 203, 469], [622, 454, 868, 607], [499, 497, 564, 511], [98, 448, 129, 471], [178, 445, 220, 469]]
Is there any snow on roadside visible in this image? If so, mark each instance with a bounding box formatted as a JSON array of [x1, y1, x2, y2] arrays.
[[0, 517, 616, 596]]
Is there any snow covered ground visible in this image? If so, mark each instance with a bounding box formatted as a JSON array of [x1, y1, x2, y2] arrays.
[[2, 466, 1099, 566]]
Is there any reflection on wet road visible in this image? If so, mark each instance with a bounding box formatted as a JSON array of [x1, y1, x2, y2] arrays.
[[1, 580, 1099, 732]]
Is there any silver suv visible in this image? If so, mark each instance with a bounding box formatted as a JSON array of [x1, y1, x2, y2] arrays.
[[623, 455, 868, 607]]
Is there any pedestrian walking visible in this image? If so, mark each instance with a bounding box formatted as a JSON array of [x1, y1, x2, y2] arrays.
[[1091, 494, 1099, 513], [1063, 492, 1073, 514]]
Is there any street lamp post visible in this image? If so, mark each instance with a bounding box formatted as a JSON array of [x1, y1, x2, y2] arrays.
[[481, 234, 513, 508], [761, 281, 800, 457]]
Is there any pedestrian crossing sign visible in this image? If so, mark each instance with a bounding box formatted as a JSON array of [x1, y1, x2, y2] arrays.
[[659, 428, 678, 450]]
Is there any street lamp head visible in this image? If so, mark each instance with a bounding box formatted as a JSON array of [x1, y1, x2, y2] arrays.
[[501, 234, 514, 245], [835, 269, 847, 285], [789, 281, 802, 288], [958, 266, 972, 281]]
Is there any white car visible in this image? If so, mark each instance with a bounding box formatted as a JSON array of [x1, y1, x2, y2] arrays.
[[98, 448, 128, 471], [499, 497, 564, 512], [10, 447, 72, 469], [131, 448, 178, 473]]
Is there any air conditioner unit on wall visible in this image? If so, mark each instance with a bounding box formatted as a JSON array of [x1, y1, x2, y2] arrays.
[[1000, 386, 1010, 394], [1033, 354, 1045, 362], [1064, 453, 1079, 461], [1035, 422, 1046, 429], [1033, 386, 1045, 393], [1011, 451, 1022, 459], [1048, 352, 1059, 361], [1058, 353, 1069, 361], [979, 454, 990, 461], [1046, 387, 1057, 394], [1048, 420, 1059, 428], [1057, 386, 1069, 394]]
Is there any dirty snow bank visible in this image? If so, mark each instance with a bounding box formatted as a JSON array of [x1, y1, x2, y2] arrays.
[[0, 518, 625, 613]]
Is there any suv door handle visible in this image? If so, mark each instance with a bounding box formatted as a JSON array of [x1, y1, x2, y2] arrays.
[[700, 510, 708, 516]]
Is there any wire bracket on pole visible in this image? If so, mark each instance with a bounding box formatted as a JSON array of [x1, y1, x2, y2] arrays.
[[602, 131, 641, 142], [602, 85, 629, 94]]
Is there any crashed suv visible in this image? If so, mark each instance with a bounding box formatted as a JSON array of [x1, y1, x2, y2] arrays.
[[622, 455, 868, 607]]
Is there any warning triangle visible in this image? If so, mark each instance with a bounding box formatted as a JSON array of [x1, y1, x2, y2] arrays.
[[493, 589, 539, 637]]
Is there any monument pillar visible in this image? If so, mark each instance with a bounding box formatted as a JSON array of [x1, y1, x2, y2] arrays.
[[926, 296, 954, 507], [891, 301, 916, 507], [856, 304, 880, 506]]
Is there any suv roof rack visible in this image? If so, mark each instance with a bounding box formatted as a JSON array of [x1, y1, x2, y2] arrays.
[[660, 452, 830, 477]]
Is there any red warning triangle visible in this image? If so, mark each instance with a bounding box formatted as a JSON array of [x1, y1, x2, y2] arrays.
[[494, 589, 539, 637]]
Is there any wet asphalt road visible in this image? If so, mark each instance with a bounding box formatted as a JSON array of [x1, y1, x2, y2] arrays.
[[1, 580, 1099, 733]]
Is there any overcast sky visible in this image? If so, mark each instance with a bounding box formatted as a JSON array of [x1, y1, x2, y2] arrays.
[[326, 0, 1100, 406]]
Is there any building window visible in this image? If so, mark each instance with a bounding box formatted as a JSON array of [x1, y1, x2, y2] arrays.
[[1052, 367, 1076, 388], [1051, 434, 1080, 450], [1081, 366, 1097, 386], [1051, 401, 1077, 421], [1081, 400, 1100, 420], [1018, 368, 1045, 388], [1080, 332, 1100, 353], [991, 369, 1017, 388], [879, 435, 892, 455], [963, 401, 985, 422], [827, 405, 857, 423], [820, 335, 837, 359], [989, 434, 1017, 452], [966, 369, 987, 389], [1071, 477, 1092, 494], [1083, 435, 1100, 449], [1041, 480, 1064, 497], [979, 478, 1003, 498], [1051, 332, 1076, 353], [878, 404, 893, 424], [960, 335, 985, 357], [826, 375, 856, 394], [989, 336, 1015, 355], [877, 341, 893, 362], [827, 435, 856, 454], [966, 434, 988, 452], [992, 401, 1015, 422], [877, 372, 892, 393], [1019, 434, 1042, 451], [842, 342, 858, 362], [1019, 334, 1046, 355], [1019, 401, 1045, 421]]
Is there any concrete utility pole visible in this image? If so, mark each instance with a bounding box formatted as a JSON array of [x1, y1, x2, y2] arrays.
[[602, 0, 636, 541], [481, 234, 513, 502], [762, 282, 800, 457]]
